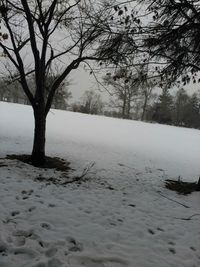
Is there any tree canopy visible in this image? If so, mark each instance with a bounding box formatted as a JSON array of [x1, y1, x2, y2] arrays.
[[0, 0, 118, 165]]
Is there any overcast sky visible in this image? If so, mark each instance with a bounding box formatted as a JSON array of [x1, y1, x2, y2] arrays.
[[1, 0, 200, 104], [68, 67, 109, 101]]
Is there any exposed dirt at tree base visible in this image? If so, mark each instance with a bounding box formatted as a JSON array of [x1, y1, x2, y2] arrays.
[[5, 154, 71, 172], [165, 179, 200, 195]]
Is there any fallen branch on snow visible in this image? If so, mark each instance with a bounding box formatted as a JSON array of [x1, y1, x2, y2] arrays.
[[176, 213, 200, 221], [157, 191, 190, 209], [61, 162, 96, 185]]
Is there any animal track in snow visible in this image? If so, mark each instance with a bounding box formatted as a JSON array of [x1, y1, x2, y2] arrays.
[[40, 222, 52, 230], [11, 211, 20, 217], [69, 254, 129, 267], [67, 237, 83, 252]]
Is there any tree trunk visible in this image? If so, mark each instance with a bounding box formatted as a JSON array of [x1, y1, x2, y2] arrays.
[[141, 95, 148, 121], [197, 177, 200, 191], [127, 98, 131, 119], [31, 105, 46, 166], [122, 96, 126, 119]]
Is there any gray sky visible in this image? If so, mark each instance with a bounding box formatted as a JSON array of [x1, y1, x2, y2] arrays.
[[69, 66, 110, 102], [1, 0, 199, 104], [69, 68, 95, 101]]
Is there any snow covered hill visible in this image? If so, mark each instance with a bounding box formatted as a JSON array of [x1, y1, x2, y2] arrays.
[[0, 101, 200, 267]]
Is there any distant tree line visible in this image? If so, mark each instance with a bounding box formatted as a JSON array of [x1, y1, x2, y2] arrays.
[[71, 90, 104, 115], [151, 88, 200, 129], [83, 87, 200, 130], [0, 75, 71, 110], [1, 75, 200, 130]]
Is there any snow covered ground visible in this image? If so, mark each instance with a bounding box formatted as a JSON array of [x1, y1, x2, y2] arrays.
[[0, 101, 200, 267]]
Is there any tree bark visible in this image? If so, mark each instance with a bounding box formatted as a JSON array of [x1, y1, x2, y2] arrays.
[[197, 177, 200, 191], [31, 104, 46, 166], [122, 96, 126, 119], [141, 95, 148, 121], [127, 97, 131, 119]]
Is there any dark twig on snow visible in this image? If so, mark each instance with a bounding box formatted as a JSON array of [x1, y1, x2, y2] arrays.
[[197, 177, 200, 191], [61, 162, 95, 185], [157, 191, 190, 208], [165, 178, 200, 194], [176, 213, 200, 221]]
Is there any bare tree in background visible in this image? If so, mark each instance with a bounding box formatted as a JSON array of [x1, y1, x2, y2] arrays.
[[103, 68, 140, 119], [138, 64, 158, 121], [80, 90, 104, 115], [0, 72, 72, 108]]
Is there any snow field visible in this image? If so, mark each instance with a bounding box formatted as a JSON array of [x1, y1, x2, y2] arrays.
[[0, 101, 200, 267]]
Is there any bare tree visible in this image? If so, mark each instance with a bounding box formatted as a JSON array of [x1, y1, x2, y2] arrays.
[[45, 74, 72, 110], [138, 65, 158, 121], [0, 0, 114, 166], [80, 89, 104, 115], [103, 68, 140, 119], [174, 88, 189, 126]]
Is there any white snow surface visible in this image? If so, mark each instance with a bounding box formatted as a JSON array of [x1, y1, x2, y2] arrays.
[[0, 101, 200, 267]]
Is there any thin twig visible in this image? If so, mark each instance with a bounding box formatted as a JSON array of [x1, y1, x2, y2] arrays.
[[176, 213, 200, 221], [62, 162, 95, 185], [157, 191, 190, 208]]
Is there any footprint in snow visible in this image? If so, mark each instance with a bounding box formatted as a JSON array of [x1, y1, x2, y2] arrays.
[[21, 189, 34, 200], [32, 263, 46, 267], [12, 229, 34, 238], [11, 211, 20, 217], [80, 259, 105, 267], [0, 240, 7, 253], [145, 167, 152, 173], [22, 189, 34, 195], [48, 203, 56, 208], [40, 222, 52, 230], [27, 206, 36, 212], [128, 204, 136, 207], [0, 237, 38, 262], [45, 247, 58, 257], [33, 258, 63, 267], [47, 258, 63, 267], [168, 241, 175, 246], [13, 236, 26, 246], [157, 227, 165, 232], [148, 229, 155, 235], [67, 237, 83, 252], [118, 163, 125, 167], [169, 247, 176, 254], [38, 240, 48, 248], [0, 163, 8, 167], [157, 168, 164, 172], [70, 256, 128, 267]]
